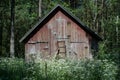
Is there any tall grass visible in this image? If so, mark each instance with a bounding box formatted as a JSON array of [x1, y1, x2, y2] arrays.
[[0, 58, 25, 80], [0, 58, 118, 80]]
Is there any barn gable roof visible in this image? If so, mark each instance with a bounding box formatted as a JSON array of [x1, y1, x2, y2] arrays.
[[20, 4, 102, 43]]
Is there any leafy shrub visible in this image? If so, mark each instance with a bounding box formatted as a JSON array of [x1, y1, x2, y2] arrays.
[[0, 58, 118, 80], [68, 59, 117, 80], [0, 58, 25, 80]]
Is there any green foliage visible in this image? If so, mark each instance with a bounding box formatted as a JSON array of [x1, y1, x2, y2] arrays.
[[0, 58, 118, 80], [0, 58, 25, 80]]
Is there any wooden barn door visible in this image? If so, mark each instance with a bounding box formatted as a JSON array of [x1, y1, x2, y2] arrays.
[[57, 41, 66, 58]]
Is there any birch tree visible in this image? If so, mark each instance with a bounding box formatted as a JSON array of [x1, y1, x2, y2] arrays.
[[39, 0, 42, 18], [10, 0, 15, 57]]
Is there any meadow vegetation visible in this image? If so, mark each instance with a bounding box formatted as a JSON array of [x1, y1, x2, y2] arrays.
[[0, 58, 118, 80]]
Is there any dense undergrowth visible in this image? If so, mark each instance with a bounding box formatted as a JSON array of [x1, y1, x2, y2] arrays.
[[0, 58, 118, 80]]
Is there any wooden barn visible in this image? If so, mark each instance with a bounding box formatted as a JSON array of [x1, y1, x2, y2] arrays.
[[20, 5, 102, 61]]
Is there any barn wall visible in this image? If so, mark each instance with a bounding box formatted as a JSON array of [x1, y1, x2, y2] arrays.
[[25, 11, 93, 60]]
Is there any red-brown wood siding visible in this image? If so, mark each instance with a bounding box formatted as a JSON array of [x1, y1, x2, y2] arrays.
[[25, 11, 93, 60]]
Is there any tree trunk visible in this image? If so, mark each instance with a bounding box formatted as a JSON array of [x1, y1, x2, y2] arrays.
[[0, 20, 2, 56], [116, 16, 119, 44], [39, 0, 42, 18], [10, 0, 15, 58]]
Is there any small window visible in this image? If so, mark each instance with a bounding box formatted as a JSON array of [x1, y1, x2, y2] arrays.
[[67, 21, 71, 26]]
